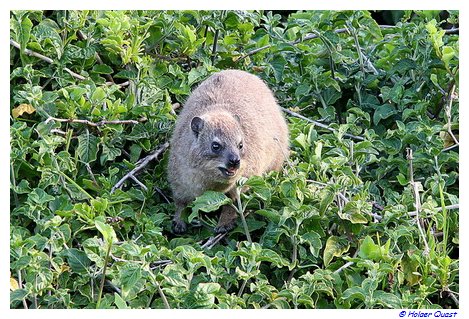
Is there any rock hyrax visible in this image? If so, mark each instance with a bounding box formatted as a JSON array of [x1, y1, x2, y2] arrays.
[[168, 69, 289, 234]]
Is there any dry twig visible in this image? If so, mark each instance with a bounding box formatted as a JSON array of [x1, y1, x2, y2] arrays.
[[444, 85, 459, 148], [10, 39, 86, 81], [46, 116, 147, 127], [282, 108, 365, 141], [200, 233, 227, 249], [111, 142, 169, 194], [406, 148, 430, 256]]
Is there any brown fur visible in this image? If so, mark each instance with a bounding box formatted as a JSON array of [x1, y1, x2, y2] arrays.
[[168, 70, 289, 233]]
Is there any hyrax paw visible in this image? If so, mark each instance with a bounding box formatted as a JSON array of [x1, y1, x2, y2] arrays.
[[172, 219, 188, 234], [214, 220, 237, 234]]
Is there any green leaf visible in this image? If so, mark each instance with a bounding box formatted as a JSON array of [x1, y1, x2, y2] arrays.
[[342, 286, 365, 301], [397, 173, 407, 186], [373, 290, 402, 308], [295, 84, 311, 100], [100, 143, 122, 165], [95, 218, 117, 245], [257, 249, 290, 267], [29, 188, 55, 205], [91, 87, 106, 103], [62, 248, 91, 275], [358, 236, 381, 260], [270, 55, 287, 82], [323, 236, 349, 267], [19, 17, 33, 52], [319, 185, 336, 214], [441, 46, 456, 67], [114, 292, 129, 309], [245, 176, 272, 201], [77, 133, 99, 163], [189, 191, 232, 223], [340, 200, 370, 224], [373, 104, 396, 125], [92, 64, 114, 74], [120, 263, 142, 299], [300, 231, 322, 257], [10, 289, 28, 303], [255, 209, 280, 223]]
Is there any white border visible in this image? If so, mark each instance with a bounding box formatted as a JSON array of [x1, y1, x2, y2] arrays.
[[3, 2, 466, 319]]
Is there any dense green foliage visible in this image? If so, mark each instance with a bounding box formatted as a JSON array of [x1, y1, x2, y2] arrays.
[[10, 10, 459, 309]]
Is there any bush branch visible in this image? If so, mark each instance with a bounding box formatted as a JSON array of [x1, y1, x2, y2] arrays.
[[200, 233, 226, 249], [406, 148, 430, 256], [444, 84, 459, 147], [10, 39, 86, 81], [111, 142, 169, 194], [282, 108, 365, 141], [46, 116, 147, 127]]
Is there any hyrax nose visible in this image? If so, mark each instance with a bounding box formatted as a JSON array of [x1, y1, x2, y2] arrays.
[[227, 154, 240, 169]]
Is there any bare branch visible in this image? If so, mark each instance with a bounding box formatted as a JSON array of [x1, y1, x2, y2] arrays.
[[111, 142, 169, 194], [407, 148, 430, 256], [444, 85, 459, 147], [448, 291, 459, 307], [10, 39, 86, 81], [149, 260, 173, 270], [200, 233, 227, 249], [16, 270, 28, 309], [282, 107, 365, 141], [106, 81, 130, 88], [408, 204, 459, 217], [130, 175, 148, 191], [45, 116, 147, 127]]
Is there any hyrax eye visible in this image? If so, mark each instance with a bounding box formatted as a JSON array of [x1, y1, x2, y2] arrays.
[[211, 142, 222, 152], [238, 142, 244, 149]]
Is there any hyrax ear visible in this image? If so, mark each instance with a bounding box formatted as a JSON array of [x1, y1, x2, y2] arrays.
[[191, 116, 204, 137], [233, 114, 241, 124]]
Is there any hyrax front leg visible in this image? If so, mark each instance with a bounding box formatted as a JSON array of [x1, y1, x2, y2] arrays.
[[214, 188, 239, 233], [172, 203, 188, 234]]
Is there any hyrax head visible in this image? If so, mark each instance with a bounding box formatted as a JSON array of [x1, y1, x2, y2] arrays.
[[190, 110, 244, 180]]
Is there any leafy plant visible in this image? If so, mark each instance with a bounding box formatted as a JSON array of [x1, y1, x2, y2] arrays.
[[10, 10, 458, 309]]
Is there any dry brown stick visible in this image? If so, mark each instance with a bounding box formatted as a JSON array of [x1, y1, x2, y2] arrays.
[[106, 81, 130, 87], [149, 260, 173, 270], [45, 116, 147, 127], [407, 148, 430, 256], [448, 291, 459, 307], [16, 270, 28, 309], [111, 142, 169, 194], [333, 250, 359, 274], [445, 84, 459, 146], [170, 102, 181, 116], [282, 108, 365, 141], [200, 233, 227, 249], [408, 204, 459, 216], [10, 39, 86, 81], [130, 175, 147, 191]]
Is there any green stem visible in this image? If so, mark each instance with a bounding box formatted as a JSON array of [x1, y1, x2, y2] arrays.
[[58, 171, 93, 200], [107, 198, 133, 205], [237, 279, 248, 297], [96, 242, 112, 309], [65, 128, 73, 153], [234, 188, 252, 243], [10, 163, 19, 208]]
